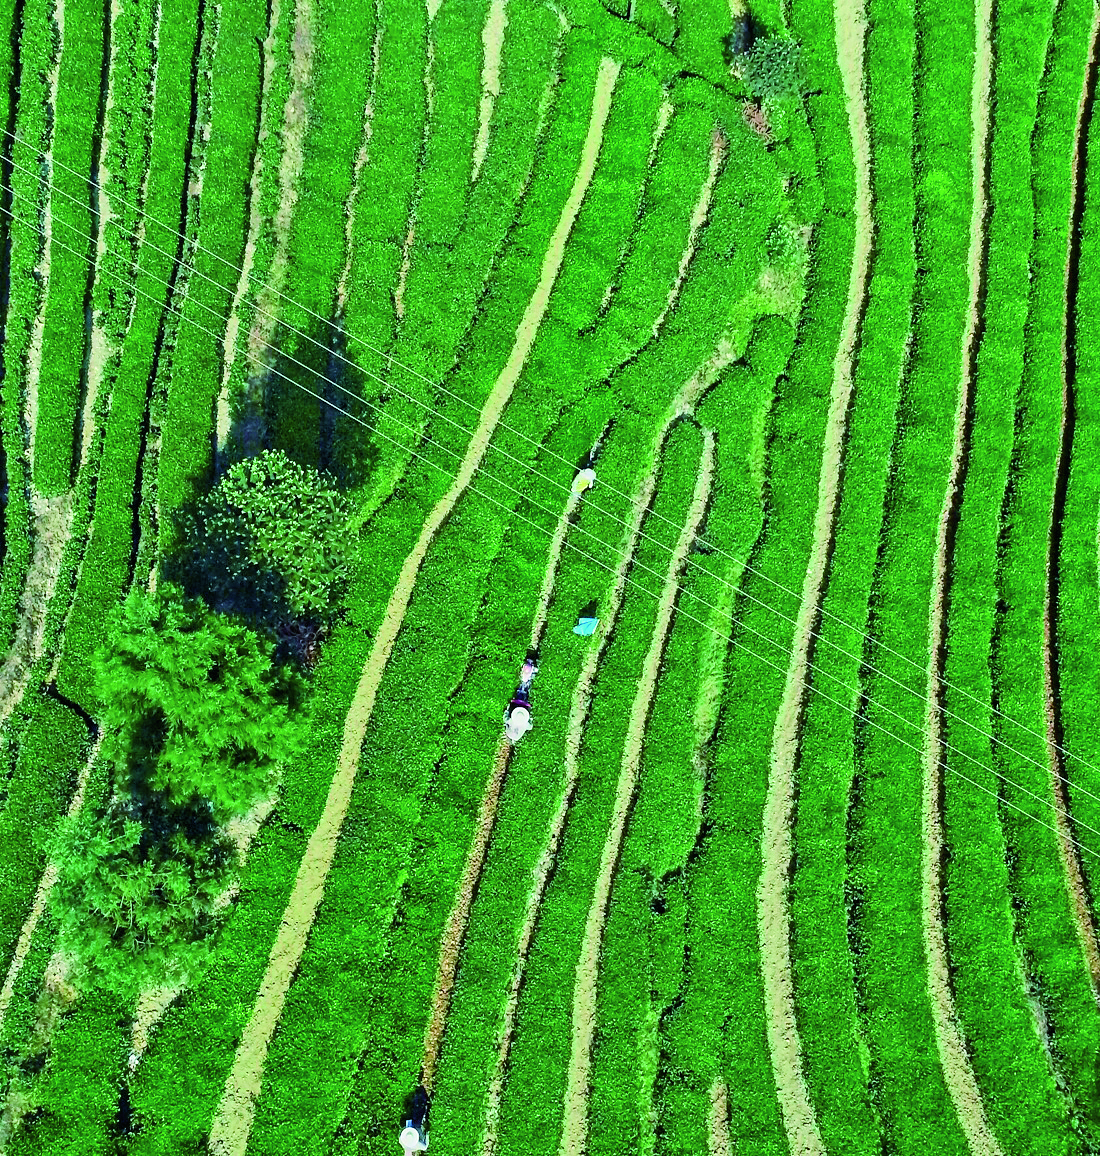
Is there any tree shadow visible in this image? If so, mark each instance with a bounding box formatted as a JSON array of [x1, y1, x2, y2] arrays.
[[721, 10, 764, 65], [223, 313, 380, 492], [400, 1084, 430, 1133]]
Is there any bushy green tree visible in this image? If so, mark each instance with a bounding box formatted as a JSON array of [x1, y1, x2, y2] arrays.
[[183, 449, 353, 627], [742, 35, 802, 106], [49, 800, 233, 999], [48, 591, 301, 996], [95, 590, 300, 822]]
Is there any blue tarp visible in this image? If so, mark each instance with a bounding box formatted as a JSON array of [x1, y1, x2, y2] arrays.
[[573, 617, 599, 636]]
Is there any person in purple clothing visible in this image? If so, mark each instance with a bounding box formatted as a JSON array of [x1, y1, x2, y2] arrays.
[[504, 649, 539, 743]]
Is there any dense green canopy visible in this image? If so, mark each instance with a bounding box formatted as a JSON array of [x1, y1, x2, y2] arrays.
[[49, 592, 301, 996], [182, 449, 354, 627]]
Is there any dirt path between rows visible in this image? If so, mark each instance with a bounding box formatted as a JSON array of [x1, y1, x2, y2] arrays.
[[245, 0, 313, 367], [708, 1080, 733, 1156], [421, 740, 511, 1092], [754, 0, 872, 1150], [77, 0, 120, 472], [471, 0, 507, 183], [1043, 0, 1100, 1006], [206, 57, 620, 1156], [420, 481, 584, 1091], [919, 0, 1003, 1147], [480, 333, 738, 1156], [560, 430, 714, 1156], [335, 16, 382, 320], [651, 130, 726, 339], [0, 491, 74, 729], [215, 0, 281, 454], [124, 793, 277, 1070]]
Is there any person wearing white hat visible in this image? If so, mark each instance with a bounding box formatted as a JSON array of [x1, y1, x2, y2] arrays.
[[399, 1121, 428, 1153]]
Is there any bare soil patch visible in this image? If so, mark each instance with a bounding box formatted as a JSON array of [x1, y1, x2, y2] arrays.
[[560, 431, 714, 1156], [207, 59, 620, 1156], [753, 0, 872, 1150], [471, 0, 507, 183], [918, 0, 1003, 1147]]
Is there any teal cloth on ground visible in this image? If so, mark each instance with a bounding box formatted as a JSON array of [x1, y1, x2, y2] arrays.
[[573, 617, 598, 636]]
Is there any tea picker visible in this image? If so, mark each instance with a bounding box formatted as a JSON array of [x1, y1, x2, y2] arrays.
[[504, 648, 539, 743]]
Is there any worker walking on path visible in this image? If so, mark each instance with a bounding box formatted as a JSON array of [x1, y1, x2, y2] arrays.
[[571, 466, 596, 496], [504, 649, 539, 743]]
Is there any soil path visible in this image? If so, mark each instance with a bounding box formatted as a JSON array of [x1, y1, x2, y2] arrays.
[[708, 1080, 733, 1156], [215, 0, 281, 454], [243, 0, 314, 389], [420, 481, 585, 1091], [335, 17, 382, 320], [560, 430, 715, 1156], [754, 0, 871, 1149], [421, 740, 512, 1092], [481, 334, 738, 1156], [125, 794, 277, 1070], [0, 491, 75, 728], [471, 0, 507, 183], [0, 952, 77, 1147], [651, 130, 726, 338], [919, 0, 1003, 1148], [78, 0, 119, 472], [1043, 0, 1100, 1005], [394, 224, 416, 321], [207, 57, 620, 1156]]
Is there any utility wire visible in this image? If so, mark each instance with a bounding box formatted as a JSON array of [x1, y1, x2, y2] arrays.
[[1, 196, 1097, 864], [7, 143, 1100, 824], [11, 124, 1094, 790]]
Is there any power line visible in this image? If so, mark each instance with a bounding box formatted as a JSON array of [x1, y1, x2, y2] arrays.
[[13, 124, 1095, 789], [1, 197, 1096, 864], [8, 145, 1100, 822]]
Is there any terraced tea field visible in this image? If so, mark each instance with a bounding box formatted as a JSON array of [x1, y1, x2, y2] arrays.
[[1, 0, 1100, 1151]]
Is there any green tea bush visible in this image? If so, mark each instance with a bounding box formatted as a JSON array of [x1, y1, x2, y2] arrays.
[[30, 0, 105, 497], [787, 0, 914, 1141], [742, 35, 801, 106], [991, 0, 1100, 1133], [54, 0, 198, 708], [0, 0, 51, 657], [154, 0, 269, 556], [934, 0, 1078, 1142]]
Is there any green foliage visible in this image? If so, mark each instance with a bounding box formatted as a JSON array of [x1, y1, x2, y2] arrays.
[[742, 35, 802, 105], [45, 591, 299, 1000], [183, 449, 354, 627], [95, 590, 300, 822], [48, 799, 234, 1001]]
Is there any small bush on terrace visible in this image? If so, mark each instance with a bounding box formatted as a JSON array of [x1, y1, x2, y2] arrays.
[[181, 449, 354, 630], [740, 35, 803, 107], [47, 592, 302, 997]]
